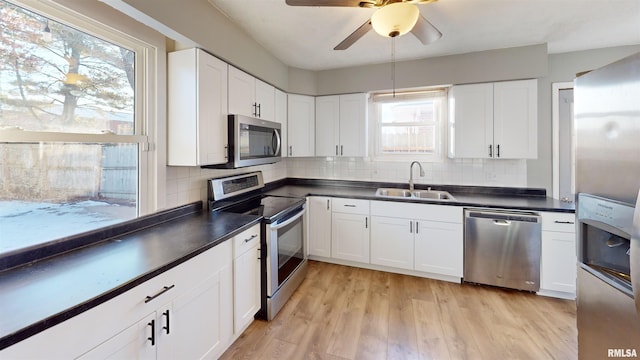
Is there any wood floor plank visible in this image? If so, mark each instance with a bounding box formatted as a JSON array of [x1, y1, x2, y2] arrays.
[[355, 269, 390, 360], [326, 267, 372, 359], [220, 261, 578, 360], [387, 273, 420, 359]]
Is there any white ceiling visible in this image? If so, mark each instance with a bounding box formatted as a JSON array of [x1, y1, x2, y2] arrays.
[[208, 0, 640, 71]]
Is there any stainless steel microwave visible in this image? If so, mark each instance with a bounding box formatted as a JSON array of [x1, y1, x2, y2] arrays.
[[205, 114, 282, 169]]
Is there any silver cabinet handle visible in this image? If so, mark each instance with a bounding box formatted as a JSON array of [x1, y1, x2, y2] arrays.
[[410, 221, 413, 233], [340, 145, 343, 156], [289, 145, 292, 156], [344, 204, 356, 207], [145, 285, 175, 303], [336, 145, 339, 156], [489, 144, 492, 157], [326, 199, 330, 210], [416, 221, 419, 234], [244, 234, 259, 242], [554, 220, 575, 224], [365, 217, 368, 229], [496, 144, 501, 158]]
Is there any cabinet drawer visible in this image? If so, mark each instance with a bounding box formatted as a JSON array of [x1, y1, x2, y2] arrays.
[[331, 198, 369, 215], [370, 200, 463, 224], [541, 212, 576, 233], [234, 224, 261, 257]]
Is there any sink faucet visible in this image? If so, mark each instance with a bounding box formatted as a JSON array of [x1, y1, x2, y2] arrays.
[[409, 161, 425, 191]]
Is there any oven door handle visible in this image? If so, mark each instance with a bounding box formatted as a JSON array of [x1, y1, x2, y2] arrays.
[[271, 209, 305, 230]]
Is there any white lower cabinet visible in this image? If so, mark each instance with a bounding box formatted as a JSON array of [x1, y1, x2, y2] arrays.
[[539, 212, 577, 298], [232, 225, 261, 335], [370, 201, 463, 279], [414, 220, 463, 277], [307, 196, 332, 258], [76, 241, 234, 360], [331, 198, 370, 263], [370, 216, 414, 270], [2, 231, 253, 359]]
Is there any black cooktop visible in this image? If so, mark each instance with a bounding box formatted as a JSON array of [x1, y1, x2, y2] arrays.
[[216, 195, 305, 223]]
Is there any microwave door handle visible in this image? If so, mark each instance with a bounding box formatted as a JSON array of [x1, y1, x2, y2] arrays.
[[271, 209, 305, 230], [272, 129, 282, 156]]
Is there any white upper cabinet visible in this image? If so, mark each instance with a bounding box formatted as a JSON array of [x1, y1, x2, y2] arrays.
[[315, 93, 367, 157], [287, 94, 315, 157], [228, 66, 275, 121], [449, 79, 537, 159], [167, 48, 228, 166], [275, 89, 288, 158]]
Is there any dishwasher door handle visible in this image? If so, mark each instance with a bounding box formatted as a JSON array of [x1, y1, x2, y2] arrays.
[[493, 219, 511, 226]]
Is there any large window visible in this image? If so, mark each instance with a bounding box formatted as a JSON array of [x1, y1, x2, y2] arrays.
[[372, 88, 447, 161], [0, 0, 150, 255]]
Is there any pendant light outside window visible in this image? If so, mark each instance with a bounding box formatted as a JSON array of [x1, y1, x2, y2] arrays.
[[371, 2, 420, 38]]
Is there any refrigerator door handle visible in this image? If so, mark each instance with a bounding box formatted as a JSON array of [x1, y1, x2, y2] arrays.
[[631, 187, 640, 316]]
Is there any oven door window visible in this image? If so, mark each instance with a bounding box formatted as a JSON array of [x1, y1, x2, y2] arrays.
[[239, 124, 281, 160], [275, 215, 304, 287]]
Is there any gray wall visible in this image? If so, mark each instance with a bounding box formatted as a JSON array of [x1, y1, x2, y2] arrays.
[[315, 44, 549, 94], [529, 45, 640, 192]]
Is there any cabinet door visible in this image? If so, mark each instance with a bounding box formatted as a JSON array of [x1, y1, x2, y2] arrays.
[[167, 48, 227, 166], [287, 94, 315, 157], [315, 95, 340, 156], [308, 196, 332, 257], [493, 79, 537, 159], [339, 93, 367, 157], [449, 83, 494, 159], [197, 50, 229, 165], [331, 212, 370, 263], [233, 244, 261, 334], [275, 89, 288, 158], [228, 66, 255, 117], [255, 79, 275, 120], [370, 216, 414, 270], [159, 264, 233, 360], [414, 220, 463, 277], [77, 313, 156, 360], [541, 230, 577, 294]]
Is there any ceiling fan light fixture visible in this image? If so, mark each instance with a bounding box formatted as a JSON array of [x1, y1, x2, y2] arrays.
[[371, 2, 419, 38]]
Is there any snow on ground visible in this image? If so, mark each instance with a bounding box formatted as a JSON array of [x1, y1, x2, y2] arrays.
[[0, 200, 136, 254]]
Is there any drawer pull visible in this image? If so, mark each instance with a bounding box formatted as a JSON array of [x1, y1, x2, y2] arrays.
[[145, 285, 175, 304], [344, 204, 356, 207], [554, 221, 574, 224], [244, 234, 259, 243]]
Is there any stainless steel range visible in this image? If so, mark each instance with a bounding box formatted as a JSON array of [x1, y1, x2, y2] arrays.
[[208, 172, 307, 320]]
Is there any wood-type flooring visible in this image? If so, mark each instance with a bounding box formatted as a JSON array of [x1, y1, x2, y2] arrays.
[[220, 260, 577, 360]]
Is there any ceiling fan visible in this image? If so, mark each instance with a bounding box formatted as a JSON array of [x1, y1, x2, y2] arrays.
[[285, 0, 442, 50]]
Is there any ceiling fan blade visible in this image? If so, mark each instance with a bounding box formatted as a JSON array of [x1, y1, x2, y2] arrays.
[[285, 0, 367, 7], [334, 19, 372, 50], [411, 15, 442, 45]]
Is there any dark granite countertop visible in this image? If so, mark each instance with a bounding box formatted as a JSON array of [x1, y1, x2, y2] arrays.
[[265, 179, 575, 213], [0, 205, 261, 350]]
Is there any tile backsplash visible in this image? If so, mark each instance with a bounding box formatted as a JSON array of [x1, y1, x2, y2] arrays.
[[286, 157, 527, 188], [165, 157, 526, 209]]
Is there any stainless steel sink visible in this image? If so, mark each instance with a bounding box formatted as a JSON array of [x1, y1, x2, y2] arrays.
[[375, 188, 456, 201], [375, 188, 412, 197], [411, 190, 456, 200]]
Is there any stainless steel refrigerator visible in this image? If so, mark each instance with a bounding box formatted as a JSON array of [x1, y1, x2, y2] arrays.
[[575, 52, 640, 359]]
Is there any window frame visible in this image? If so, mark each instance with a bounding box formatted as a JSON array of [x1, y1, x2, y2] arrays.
[[0, 0, 159, 216], [371, 87, 449, 162]]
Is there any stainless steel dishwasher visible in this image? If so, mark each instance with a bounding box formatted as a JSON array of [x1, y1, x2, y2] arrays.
[[464, 209, 542, 292]]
